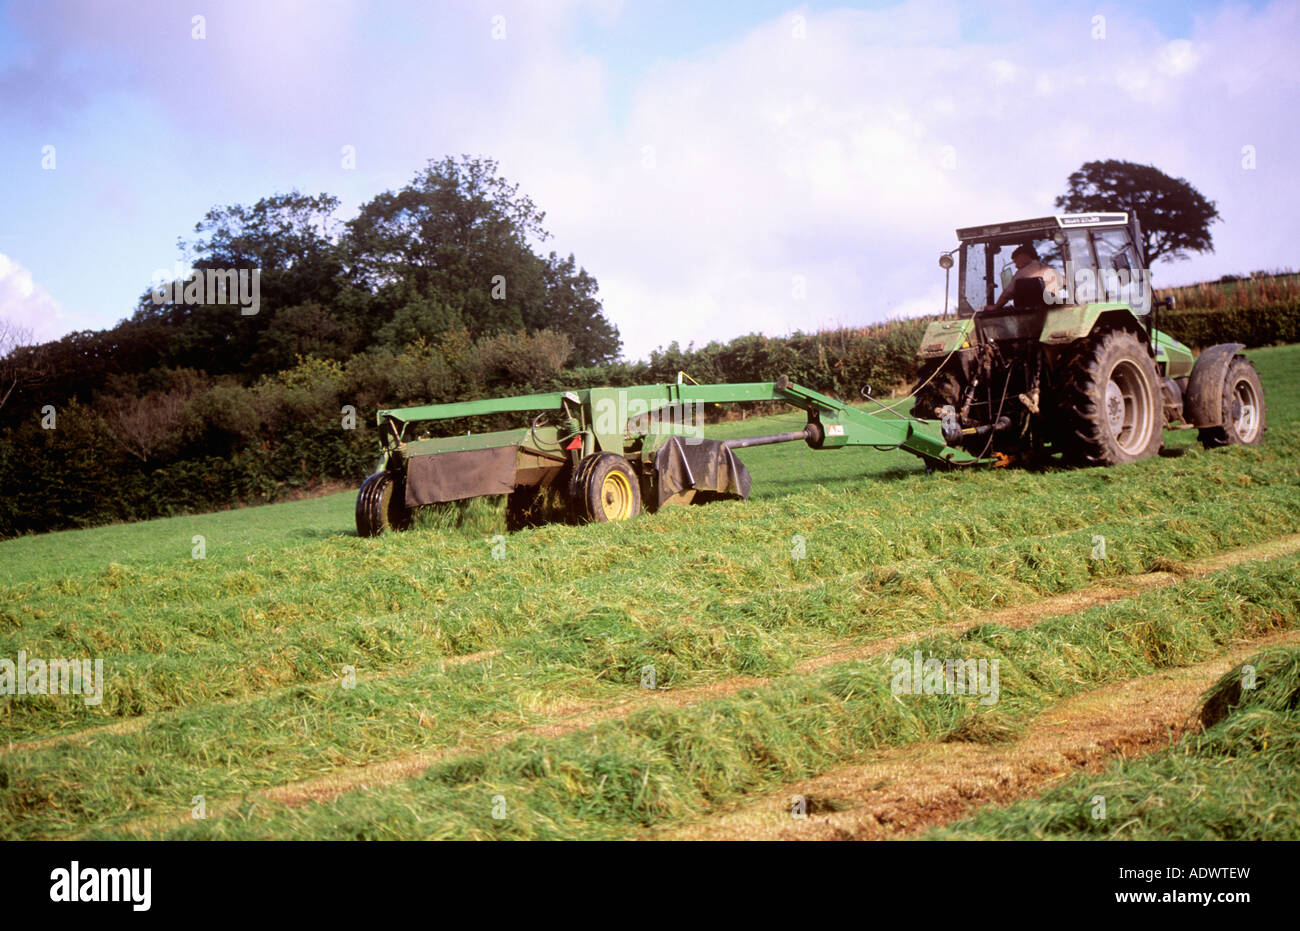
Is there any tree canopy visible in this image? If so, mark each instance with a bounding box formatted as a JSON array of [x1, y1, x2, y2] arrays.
[[346, 156, 619, 363], [0, 156, 622, 441], [1055, 159, 1220, 264]]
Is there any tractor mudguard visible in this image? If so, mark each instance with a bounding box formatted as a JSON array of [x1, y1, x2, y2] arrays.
[[1184, 343, 1246, 428], [918, 318, 975, 358], [1039, 303, 1138, 346]]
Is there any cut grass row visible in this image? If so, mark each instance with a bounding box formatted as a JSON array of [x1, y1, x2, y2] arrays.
[[3, 546, 1295, 840], [2, 455, 1297, 752], [926, 645, 1300, 840], [131, 551, 1300, 840], [3, 428, 1298, 742]]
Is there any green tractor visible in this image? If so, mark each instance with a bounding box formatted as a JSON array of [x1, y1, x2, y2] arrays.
[[911, 212, 1265, 465]]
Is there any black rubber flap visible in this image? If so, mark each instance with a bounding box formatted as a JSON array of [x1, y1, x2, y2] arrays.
[[653, 437, 751, 509], [404, 446, 519, 507]]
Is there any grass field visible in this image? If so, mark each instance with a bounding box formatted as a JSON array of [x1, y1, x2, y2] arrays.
[[1, 344, 1297, 840]]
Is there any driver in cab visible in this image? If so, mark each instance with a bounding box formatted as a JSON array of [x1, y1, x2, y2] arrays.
[[985, 244, 1061, 311]]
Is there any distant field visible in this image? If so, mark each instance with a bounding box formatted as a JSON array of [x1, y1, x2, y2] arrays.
[[1, 344, 1297, 840]]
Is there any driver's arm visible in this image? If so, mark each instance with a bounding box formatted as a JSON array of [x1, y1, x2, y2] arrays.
[[986, 285, 1012, 311]]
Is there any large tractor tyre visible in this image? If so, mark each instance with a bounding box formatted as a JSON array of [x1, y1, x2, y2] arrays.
[[356, 471, 412, 537], [573, 452, 642, 523], [909, 362, 963, 420], [1198, 357, 1266, 448], [1059, 330, 1164, 466]]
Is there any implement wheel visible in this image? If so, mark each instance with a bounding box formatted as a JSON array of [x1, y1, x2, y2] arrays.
[[574, 452, 642, 523], [356, 471, 412, 537]]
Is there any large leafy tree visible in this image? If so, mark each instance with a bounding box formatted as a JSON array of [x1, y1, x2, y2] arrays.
[[130, 192, 355, 374], [182, 191, 347, 307], [1055, 160, 1220, 264], [2, 159, 623, 436], [347, 156, 620, 365]]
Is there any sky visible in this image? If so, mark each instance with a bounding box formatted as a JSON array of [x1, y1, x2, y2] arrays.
[[0, 0, 1295, 360]]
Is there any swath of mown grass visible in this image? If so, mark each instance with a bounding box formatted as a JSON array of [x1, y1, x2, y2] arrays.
[[122, 553, 1300, 840], [924, 645, 1300, 840], [6, 517, 1293, 840], [2, 461, 1297, 748], [2, 449, 1300, 821]]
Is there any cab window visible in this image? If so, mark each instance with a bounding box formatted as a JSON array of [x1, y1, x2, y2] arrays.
[[1091, 229, 1147, 311]]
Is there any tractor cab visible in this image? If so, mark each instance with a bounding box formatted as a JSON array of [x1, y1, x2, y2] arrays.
[[951, 212, 1149, 319]]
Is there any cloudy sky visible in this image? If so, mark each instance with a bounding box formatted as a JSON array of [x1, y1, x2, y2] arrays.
[[0, 0, 1294, 359]]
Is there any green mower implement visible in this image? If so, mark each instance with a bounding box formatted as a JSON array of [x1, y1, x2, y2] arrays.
[[356, 376, 981, 535]]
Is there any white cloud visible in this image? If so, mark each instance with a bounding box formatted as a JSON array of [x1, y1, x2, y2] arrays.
[[0, 254, 67, 343], [510, 1, 1300, 357]]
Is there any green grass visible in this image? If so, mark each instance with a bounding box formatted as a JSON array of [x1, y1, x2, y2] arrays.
[[0, 344, 1297, 840], [0, 492, 355, 588], [120, 554, 1300, 839], [925, 646, 1300, 840]]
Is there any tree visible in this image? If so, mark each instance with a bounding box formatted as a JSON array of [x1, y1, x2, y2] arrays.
[[181, 191, 346, 310], [0, 317, 34, 411], [99, 389, 188, 462], [346, 156, 621, 365], [1055, 160, 1220, 264], [535, 253, 620, 366], [129, 191, 353, 376]]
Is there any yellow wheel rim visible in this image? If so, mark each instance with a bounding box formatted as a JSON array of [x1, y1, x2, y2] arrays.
[[600, 470, 634, 521]]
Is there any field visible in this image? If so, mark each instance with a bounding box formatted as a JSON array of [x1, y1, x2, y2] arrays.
[[1, 344, 1298, 840]]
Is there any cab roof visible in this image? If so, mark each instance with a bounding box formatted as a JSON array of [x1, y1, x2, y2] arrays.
[[956, 212, 1130, 242]]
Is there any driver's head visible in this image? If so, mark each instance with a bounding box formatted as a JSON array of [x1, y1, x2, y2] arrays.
[[1012, 244, 1038, 269]]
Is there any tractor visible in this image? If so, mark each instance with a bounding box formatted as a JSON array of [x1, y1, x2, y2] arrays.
[[910, 212, 1265, 465]]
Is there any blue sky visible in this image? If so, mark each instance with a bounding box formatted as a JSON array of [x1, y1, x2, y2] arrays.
[[0, 0, 1293, 359]]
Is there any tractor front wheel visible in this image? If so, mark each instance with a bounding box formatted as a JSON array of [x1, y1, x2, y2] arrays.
[[1059, 330, 1163, 466]]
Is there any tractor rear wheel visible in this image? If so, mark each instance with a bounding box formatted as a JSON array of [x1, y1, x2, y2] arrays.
[[1059, 330, 1163, 466], [1199, 357, 1266, 448], [574, 452, 642, 523], [356, 471, 412, 537]]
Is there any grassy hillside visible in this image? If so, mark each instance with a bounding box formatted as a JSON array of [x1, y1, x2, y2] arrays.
[[0, 344, 1296, 840]]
